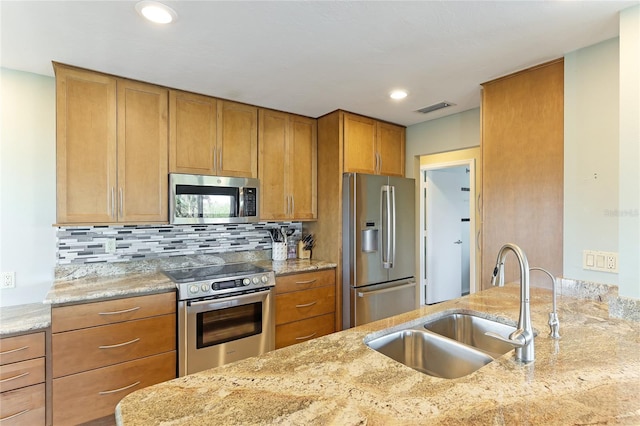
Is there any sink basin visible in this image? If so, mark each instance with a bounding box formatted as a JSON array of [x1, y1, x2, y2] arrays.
[[422, 312, 518, 358], [365, 329, 493, 379]]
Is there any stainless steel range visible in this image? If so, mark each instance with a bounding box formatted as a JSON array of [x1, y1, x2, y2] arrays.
[[164, 263, 275, 376]]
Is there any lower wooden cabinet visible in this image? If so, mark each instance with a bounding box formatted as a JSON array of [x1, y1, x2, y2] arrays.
[[0, 383, 45, 425], [53, 352, 175, 425], [275, 269, 336, 349], [51, 292, 176, 425]]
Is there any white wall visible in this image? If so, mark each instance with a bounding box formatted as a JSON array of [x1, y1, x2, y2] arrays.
[[405, 108, 480, 179], [563, 38, 620, 284], [0, 68, 56, 307], [618, 5, 640, 299]]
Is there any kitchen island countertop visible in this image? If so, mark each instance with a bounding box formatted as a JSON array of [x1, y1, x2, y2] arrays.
[[116, 284, 640, 425]]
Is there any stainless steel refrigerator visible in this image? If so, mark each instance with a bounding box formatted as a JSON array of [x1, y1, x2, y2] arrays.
[[342, 173, 416, 329]]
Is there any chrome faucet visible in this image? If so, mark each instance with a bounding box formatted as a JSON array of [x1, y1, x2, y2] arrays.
[[485, 243, 535, 363], [530, 267, 560, 339]]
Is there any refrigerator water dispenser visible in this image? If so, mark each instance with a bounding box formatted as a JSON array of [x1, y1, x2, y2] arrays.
[[361, 222, 378, 252]]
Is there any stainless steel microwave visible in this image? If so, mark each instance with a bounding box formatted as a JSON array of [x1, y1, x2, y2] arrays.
[[169, 174, 260, 224]]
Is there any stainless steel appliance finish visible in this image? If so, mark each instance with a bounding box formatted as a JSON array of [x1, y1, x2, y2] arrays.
[[342, 173, 417, 328], [169, 173, 260, 224], [166, 263, 275, 376]]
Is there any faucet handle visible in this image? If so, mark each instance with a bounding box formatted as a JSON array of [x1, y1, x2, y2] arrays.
[[485, 331, 526, 348]]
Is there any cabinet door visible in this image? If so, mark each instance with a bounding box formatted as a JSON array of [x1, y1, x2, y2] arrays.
[[217, 100, 258, 178], [377, 122, 405, 176], [117, 80, 168, 222], [258, 109, 288, 220], [343, 113, 376, 174], [169, 90, 216, 174], [481, 59, 564, 290], [289, 115, 317, 220], [56, 66, 117, 223]]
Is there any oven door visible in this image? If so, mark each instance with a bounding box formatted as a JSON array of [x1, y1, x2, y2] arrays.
[[180, 289, 275, 376]]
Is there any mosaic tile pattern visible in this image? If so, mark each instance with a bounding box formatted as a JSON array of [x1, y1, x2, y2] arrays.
[[56, 222, 301, 265]]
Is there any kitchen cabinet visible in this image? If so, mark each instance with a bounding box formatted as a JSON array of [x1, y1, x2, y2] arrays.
[[0, 332, 46, 425], [258, 109, 317, 221], [480, 59, 564, 289], [51, 292, 176, 425], [169, 90, 258, 178], [343, 112, 405, 177], [55, 64, 168, 224], [274, 269, 336, 349]]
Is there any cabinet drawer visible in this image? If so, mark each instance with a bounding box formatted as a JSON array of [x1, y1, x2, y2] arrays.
[[52, 291, 175, 333], [53, 313, 175, 378], [0, 383, 45, 426], [276, 285, 335, 325], [0, 332, 45, 365], [276, 313, 335, 349], [53, 351, 176, 426], [275, 269, 335, 294], [0, 357, 44, 393]]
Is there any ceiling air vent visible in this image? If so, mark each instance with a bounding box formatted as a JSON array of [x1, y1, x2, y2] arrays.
[[415, 101, 455, 114]]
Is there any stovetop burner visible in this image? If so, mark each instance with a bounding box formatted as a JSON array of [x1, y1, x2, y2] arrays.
[[164, 263, 268, 283]]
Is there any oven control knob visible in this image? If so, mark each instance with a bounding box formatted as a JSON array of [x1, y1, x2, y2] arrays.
[[189, 285, 199, 294], [261, 275, 269, 284], [200, 283, 210, 292], [242, 278, 250, 286], [252, 277, 260, 285]]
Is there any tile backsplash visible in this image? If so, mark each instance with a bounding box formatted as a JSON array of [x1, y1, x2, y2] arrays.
[[56, 222, 301, 264]]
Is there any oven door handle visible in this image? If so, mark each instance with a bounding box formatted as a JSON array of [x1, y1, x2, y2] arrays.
[[187, 290, 270, 312]]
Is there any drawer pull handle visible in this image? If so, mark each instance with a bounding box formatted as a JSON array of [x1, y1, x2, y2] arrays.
[[295, 332, 317, 341], [295, 279, 317, 285], [98, 306, 141, 316], [0, 409, 30, 422], [0, 372, 29, 383], [99, 338, 140, 350], [295, 301, 317, 308], [98, 380, 141, 395], [0, 346, 28, 356]]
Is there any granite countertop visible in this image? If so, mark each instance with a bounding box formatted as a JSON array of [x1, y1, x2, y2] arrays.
[[45, 258, 336, 306], [0, 302, 51, 337], [116, 284, 640, 425]]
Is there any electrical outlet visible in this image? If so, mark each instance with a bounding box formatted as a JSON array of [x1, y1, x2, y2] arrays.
[[1, 272, 16, 289], [606, 253, 618, 273], [105, 238, 117, 254]]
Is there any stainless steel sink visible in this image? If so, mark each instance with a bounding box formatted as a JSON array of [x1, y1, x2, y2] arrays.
[[422, 312, 518, 358], [365, 329, 494, 379], [364, 311, 531, 379]]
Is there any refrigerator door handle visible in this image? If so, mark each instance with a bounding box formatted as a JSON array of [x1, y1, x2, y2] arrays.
[[390, 185, 396, 268], [381, 184, 392, 268]]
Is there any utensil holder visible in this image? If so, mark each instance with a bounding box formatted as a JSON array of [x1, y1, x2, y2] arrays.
[[272, 242, 287, 261]]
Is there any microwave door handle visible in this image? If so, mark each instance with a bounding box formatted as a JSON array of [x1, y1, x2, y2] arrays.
[[238, 187, 244, 217]]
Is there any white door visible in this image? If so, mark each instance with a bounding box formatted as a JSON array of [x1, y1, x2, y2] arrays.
[[425, 169, 463, 304]]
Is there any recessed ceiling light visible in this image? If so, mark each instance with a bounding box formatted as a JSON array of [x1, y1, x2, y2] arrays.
[[135, 1, 177, 24], [389, 90, 408, 100]]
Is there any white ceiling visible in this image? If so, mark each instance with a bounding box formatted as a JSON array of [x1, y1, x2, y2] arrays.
[[1, 1, 637, 126]]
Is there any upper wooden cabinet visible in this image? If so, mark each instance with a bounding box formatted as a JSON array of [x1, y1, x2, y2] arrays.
[[258, 109, 317, 221], [343, 112, 405, 176], [169, 90, 257, 178], [55, 64, 168, 224]]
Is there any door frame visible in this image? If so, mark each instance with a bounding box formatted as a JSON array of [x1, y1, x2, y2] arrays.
[[419, 158, 477, 305]]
